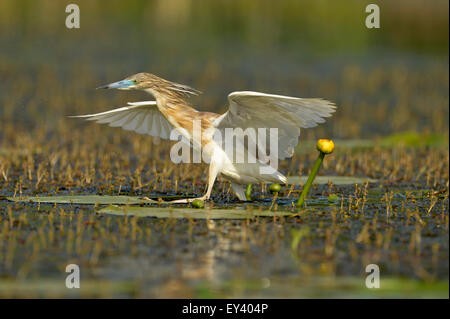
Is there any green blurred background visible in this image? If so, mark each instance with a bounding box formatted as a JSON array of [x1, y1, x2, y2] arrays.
[[0, 0, 448, 139]]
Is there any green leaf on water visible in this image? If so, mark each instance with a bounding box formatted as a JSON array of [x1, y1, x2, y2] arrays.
[[295, 135, 449, 155], [379, 131, 449, 148], [0, 279, 136, 298], [7, 195, 159, 204], [287, 175, 377, 185], [327, 194, 340, 202], [98, 205, 295, 219], [191, 199, 205, 208]]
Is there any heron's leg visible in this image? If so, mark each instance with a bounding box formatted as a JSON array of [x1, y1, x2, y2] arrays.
[[167, 161, 220, 203], [230, 182, 247, 201], [200, 160, 220, 200]]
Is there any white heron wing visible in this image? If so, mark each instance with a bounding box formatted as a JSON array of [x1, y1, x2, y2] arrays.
[[214, 91, 336, 160], [69, 101, 177, 140]]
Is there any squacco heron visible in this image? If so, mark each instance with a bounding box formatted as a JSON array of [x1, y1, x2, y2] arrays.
[[72, 73, 336, 202]]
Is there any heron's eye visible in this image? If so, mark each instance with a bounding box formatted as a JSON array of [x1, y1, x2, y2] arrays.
[[132, 80, 138, 84]]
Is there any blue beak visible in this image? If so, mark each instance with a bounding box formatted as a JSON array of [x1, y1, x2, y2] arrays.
[[96, 80, 135, 90]]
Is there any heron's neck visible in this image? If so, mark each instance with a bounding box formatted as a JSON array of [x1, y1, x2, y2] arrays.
[[145, 88, 200, 129], [144, 88, 216, 145], [145, 88, 196, 113]]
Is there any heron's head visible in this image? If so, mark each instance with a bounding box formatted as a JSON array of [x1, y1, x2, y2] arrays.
[[96, 73, 159, 90], [96, 72, 201, 98]]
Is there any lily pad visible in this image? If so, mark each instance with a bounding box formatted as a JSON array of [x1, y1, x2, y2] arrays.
[[287, 175, 377, 185], [7, 195, 158, 205], [0, 279, 136, 298], [99, 205, 295, 219]]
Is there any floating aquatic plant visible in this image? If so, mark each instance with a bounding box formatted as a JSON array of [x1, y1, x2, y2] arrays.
[[297, 139, 335, 208]]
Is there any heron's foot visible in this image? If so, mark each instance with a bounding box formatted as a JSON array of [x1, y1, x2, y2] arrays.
[[168, 195, 211, 204]]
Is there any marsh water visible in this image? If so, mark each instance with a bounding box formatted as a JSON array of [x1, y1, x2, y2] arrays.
[[1, 141, 448, 298], [0, 1, 448, 298]]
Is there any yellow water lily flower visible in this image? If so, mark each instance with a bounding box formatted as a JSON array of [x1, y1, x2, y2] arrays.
[[317, 139, 335, 154]]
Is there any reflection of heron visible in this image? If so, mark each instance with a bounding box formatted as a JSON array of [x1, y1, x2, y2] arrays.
[[72, 73, 336, 202]]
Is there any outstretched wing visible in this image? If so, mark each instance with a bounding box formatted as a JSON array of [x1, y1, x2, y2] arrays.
[[69, 101, 177, 140], [214, 91, 336, 160]]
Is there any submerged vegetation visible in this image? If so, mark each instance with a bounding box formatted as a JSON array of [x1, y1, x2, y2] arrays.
[[0, 0, 448, 298]]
